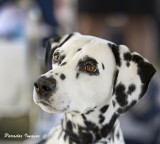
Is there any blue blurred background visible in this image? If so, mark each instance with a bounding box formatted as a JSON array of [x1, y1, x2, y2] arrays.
[[0, 0, 159, 144]]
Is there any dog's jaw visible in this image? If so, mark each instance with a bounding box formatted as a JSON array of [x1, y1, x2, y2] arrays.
[[46, 102, 125, 144]]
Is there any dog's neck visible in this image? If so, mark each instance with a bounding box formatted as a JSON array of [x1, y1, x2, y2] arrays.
[[61, 102, 119, 143]]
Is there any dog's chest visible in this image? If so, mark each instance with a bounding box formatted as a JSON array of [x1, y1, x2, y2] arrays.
[[46, 113, 125, 144]]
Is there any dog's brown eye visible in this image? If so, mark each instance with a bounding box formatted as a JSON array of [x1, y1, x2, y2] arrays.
[[85, 64, 96, 72], [54, 53, 59, 62]]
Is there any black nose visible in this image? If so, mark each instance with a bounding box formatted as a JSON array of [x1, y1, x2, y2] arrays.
[[34, 76, 56, 96]]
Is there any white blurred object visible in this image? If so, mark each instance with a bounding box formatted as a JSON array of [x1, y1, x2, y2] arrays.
[[0, 4, 27, 37], [0, 1, 42, 118], [0, 40, 30, 117]]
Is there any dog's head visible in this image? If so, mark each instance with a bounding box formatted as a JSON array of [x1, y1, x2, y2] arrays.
[[33, 33, 156, 114]]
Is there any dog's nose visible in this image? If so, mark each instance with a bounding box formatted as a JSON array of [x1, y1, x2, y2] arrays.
[[34, 76, 56, 96]]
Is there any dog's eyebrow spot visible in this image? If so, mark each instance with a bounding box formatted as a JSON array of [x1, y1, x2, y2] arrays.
[[60, 62, 67, 66], [60, 74, 66, 80], [77, 48, 82, 52], [102, 63, 105, 70]]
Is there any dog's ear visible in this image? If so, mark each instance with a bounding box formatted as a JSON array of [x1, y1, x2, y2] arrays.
[[45, 33, 75, 71], [109, 43, 156, 114]]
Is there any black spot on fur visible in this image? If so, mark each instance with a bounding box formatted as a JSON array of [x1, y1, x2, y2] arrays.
[[95, 134, 101, 142], [60, 62, 67, 66], [126, 62, 130, 67], [60, 74, 66, 80], [62, 112, 119, 144], [132, 55, 144, 63], [112, 100, 116, 107], [64, 133, 67, 141], [85, 109, 94, 115], [138, 62, 156, 87], [59, 33, 74, 47], [81, 114, 87, 120], [84, 121, 99, 133], [73, 110, 79, 113], [99, 115, 105, 123], [79, 132, 93, 144], [108, 43, 121, 67], [115, 83, 128, 107], [111, 126, 115, 142], [64, 120, 79, 143], [76, 73, 79, 79], [132, 55, 156, 99], [55, 73, 58, 75], [100, 113, 118, 138], [100, 105, 109, 113], [77, 48, 82, 52], [124, 52, 132, 61], [117, 108, 123, 114], [61, 55, 66, 62], [127, 84, 136, 95], [117, 100, 137, 114], [113, 70, 119, 95], [108, 137, 111, 141], [56, 55, 66, 65], [124, 52, 132, 67], [116, 131, 120, 139], [102, 63, 105, 70]]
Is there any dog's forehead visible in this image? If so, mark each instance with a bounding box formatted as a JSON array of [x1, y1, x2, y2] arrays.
[[54, 34, 112, 60]]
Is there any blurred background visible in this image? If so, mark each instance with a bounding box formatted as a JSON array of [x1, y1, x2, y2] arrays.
[[0, 0, 159, 144]]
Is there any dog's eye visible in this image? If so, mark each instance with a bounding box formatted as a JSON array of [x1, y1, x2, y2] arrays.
[[54, 52, 60, 62], [85, 64, 96, 72]]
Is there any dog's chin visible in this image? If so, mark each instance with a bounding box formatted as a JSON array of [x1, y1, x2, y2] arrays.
[[36, 101, 63, 113]]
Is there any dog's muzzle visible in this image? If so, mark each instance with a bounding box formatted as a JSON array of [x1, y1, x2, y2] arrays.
[[34, 76, 56, 97]]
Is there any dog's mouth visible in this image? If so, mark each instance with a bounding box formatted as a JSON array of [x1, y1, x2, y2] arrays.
[[36, 100, 64, 113], [35, 99, 52, 107], [39, 101, 51, 107]]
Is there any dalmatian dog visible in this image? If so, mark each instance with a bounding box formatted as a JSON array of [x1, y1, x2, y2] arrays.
[[33, 33, 156, 144]]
